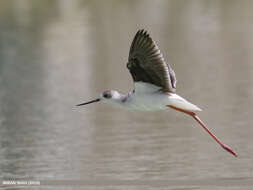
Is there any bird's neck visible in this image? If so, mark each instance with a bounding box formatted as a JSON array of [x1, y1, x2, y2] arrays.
[[110, 90, 133, 105]]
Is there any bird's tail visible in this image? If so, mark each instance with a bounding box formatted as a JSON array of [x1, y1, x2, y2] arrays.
[[168, 93, 202, 112]]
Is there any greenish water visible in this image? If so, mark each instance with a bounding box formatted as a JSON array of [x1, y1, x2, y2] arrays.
[[0, 0, 253, 189]]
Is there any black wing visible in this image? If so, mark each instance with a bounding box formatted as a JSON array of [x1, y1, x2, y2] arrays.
[[127, 29, 176, 92]]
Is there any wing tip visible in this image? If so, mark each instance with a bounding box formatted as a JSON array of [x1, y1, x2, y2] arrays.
[[136, 29, 150, 37]]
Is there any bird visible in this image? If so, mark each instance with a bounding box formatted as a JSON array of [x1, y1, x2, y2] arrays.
[[77, 29, 237, 157]]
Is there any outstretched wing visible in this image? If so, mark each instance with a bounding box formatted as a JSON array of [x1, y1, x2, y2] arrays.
[[127, 29, 176, 92]]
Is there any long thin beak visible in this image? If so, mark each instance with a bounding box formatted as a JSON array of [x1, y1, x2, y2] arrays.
[[76, 98, 100, 106]]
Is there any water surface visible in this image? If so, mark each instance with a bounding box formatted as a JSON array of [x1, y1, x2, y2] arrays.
[[0, 0, 253, 189]]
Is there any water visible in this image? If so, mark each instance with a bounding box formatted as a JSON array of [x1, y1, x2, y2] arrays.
[[0, 0, 253, 189]]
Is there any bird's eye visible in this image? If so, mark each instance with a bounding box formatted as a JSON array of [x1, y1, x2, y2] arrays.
[[103, 93, 111, 98]]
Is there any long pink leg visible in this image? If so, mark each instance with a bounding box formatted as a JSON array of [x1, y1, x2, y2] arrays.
[[169, 105, 237, 157]]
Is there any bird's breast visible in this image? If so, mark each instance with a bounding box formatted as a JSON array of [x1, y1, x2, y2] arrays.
[[123, 92, 169, 111]]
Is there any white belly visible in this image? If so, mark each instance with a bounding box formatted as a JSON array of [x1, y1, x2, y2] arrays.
[[122, 82, 201, 112], [125, 92, 169, 111]]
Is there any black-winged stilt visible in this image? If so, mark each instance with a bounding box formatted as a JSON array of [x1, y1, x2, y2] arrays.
[[77, 29, 237, 157]]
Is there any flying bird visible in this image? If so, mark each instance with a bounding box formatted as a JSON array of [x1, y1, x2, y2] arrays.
[[77, 29, 237, 157]]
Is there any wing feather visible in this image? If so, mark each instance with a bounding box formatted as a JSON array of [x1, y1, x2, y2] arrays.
[[127, 29, 176, 92]]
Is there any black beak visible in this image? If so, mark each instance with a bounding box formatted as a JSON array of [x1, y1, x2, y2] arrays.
[[76, 98, 100, 106]]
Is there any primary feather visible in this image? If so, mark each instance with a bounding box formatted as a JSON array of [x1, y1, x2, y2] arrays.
[[127, 29, 177, 93]]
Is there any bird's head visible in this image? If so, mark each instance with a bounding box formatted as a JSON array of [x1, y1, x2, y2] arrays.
[[100, 90, 120, 101], [76, 90, 120, 106]]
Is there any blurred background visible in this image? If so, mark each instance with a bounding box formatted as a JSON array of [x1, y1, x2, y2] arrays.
[[0, 0, 253, 189]]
